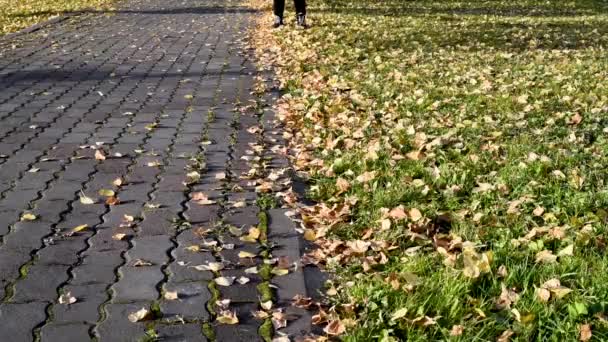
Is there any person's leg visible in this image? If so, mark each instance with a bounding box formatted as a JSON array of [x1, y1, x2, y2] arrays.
[[295, 0, 307, 27], [274, 0, 285, 19], [294, 0, 306, 15]]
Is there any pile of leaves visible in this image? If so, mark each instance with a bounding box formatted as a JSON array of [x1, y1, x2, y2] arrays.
[[249, 0, 608, 340], [0, 0, 115, 35]]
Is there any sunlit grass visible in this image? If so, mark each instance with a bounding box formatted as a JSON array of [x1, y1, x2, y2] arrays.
[[252, 0, 608, 339]]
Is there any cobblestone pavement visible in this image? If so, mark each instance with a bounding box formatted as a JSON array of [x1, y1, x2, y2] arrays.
[[0, 1, 314, 341]]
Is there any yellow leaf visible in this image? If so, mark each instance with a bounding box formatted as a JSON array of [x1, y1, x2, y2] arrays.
[[216, 310, 238, 324], [21, 213, 37, 221], [72, 224, 88, 233], [164, 291, 178, 300], [557, 244, 574, 257], [98, 189, 115, 197], [271, 268, 289, 276], [238, 251, 256, 258]]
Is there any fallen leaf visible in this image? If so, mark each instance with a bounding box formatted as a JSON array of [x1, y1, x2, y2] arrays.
[[409, 208, 422, 222], [214, 276, 236, 286], [580, 324, 592, 341], [128, 308, 150, 322], [217, 310, 239, 324], [98, 189, 115, 197], [260, 300, 273, 310], [450, 325, 464, 336], [535, 250, 557, 264], [95, 149, 106, 161], [238, 251, 256, 258], [72, 224, 88, 233], [164, 291, 179, 300], [112, 233, 127, 240], [79, 192, 96, 204], [58, 292, 77, 305], [237, 276, 250, 285], [324, 320, 346, 336], [558, 244, 574, 257], [215, 172, 227, 180], [497, 329, 514, 342], [21, 213, 37, 221], [113, 178, 123, 187]]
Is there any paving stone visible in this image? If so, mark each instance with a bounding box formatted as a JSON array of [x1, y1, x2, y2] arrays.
[[71, 251, 123, 285], [0, 302, 48, 341], [126, 235, 172, 265], [96, 303, 147, 342], [12, 264, 69, 302], [40, 322, 93, 342], [112, 266, 163, 302], [52, 283, 108, 323], [160, 281, 211, 321], [156, 323, 207, 342]]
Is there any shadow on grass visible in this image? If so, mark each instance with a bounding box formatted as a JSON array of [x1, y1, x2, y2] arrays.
[[312, 0, 608, 51], [318, 0, 608, 17]]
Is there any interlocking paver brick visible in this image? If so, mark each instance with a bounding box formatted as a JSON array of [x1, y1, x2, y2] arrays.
[[0, 0, 313, 340]]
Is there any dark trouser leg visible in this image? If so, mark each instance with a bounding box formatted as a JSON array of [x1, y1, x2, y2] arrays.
[[294, 0, 306, 15], [274, 0, 285, 17]]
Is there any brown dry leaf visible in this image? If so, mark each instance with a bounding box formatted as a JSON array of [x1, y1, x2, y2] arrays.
[[497, 329, 514, 342], [128, 308, 150, 322], [535, 250, 557, 264], [113, 177, 124, 187], [356, 171, 376, 183], [409, 208, 423, 222], [533, 206, 545, 216], [580, 324, 592, 341], [450, 325, 464, 336], [536, 288, 551, 302], [336, 177, 351, 194], [95, 149, 106, 161], [192, 192, 216, 205], [346, 240, 370, 254], [272, 311, 287, 329], [106, 196, 120, 206], [388, 206, 408, 220], [324, 320, 346, 336], [570, 113, 583, 125], [497, 265, 508, 278]]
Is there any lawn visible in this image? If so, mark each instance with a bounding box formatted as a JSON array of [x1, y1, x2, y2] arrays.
[[250, 0, 608, 340], [0, 0, 115, 35]]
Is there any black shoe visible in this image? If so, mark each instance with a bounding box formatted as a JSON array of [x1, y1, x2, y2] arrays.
[[296, 13, 307, 28], [272, 15, 284, 28]]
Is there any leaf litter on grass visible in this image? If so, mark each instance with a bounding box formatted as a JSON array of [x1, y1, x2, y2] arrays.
[[248, 0, 608, 340]]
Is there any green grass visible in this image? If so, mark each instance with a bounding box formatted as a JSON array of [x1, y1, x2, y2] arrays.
[[252, 0, 608, 340], [0, 0, 116, 35]]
